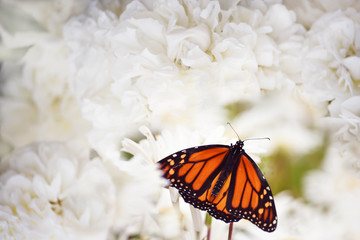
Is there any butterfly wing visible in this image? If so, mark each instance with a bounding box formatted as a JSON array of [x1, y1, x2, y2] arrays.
[[158, 145, 230, 199], [226, 152, 277, 232], [158, 144, 241, 222], [184, 162, 242, 223]]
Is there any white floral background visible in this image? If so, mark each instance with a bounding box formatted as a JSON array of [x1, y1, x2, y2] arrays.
[[0, 0, 359, 239]]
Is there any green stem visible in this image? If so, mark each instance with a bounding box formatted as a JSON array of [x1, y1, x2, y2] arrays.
[[205, 213, 212, 240]]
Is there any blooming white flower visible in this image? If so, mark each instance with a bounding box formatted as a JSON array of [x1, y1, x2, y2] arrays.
[[283, 0, 360, 29], [303, 140, 360, 240], [0, 40, 90, 147], [0, 142, 115, 240], [0, 0, 91, 148], [231, 92, 325, 156], [122, 125, 229, 164], [105, 157, 167, 239], [232, 192, 343, 240], [326, 96, 360, 142], [0, 0, 90, 36], [301, 9, 360, 105]]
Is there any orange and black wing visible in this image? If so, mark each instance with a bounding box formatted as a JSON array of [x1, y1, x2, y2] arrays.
[[158, 145, 241, 222], [226, 152, 277, 232], [158, 145, 230, 200]]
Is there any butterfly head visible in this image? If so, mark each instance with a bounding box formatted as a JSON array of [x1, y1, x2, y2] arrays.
[[234, 139, 245, 149], [232, 137, 270, 154]]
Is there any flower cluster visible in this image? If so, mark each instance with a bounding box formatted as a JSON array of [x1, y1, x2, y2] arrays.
[[0, 142, 115, 240], [1, 0, 359, 239]]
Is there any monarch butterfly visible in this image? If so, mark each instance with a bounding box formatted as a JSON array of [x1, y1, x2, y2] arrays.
[[158, 138, 277, 232]]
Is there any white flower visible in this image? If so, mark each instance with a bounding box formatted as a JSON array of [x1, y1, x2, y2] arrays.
[[0, 1, 92, 149], [103, 154, 166, 237], [308, 96, 360, 233], [62, 1, 212, 159], [103, 133, 181, 239], [304, 139, 360, 239], [122, 125, 230, 165], [302, 10, 360, 103], [232, 192, 341, 240], [326, 96, 360, 142], [231, 92, 325, 156], [0, 40, 90, 147], [0, 142, 115, 240], [283, 0, 360, 29], [0, 0, 90, 36]]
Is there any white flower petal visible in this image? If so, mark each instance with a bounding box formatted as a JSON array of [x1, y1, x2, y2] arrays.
[[342, 56, 360, 81]]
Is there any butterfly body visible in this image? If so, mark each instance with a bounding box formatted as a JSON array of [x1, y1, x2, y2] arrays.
[[158, 139, 277, 232], [210, 142, 243, 197]]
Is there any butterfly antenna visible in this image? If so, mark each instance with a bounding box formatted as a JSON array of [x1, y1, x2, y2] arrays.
[[227, 122, 240, 140], [243, 137, 270, 142]]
